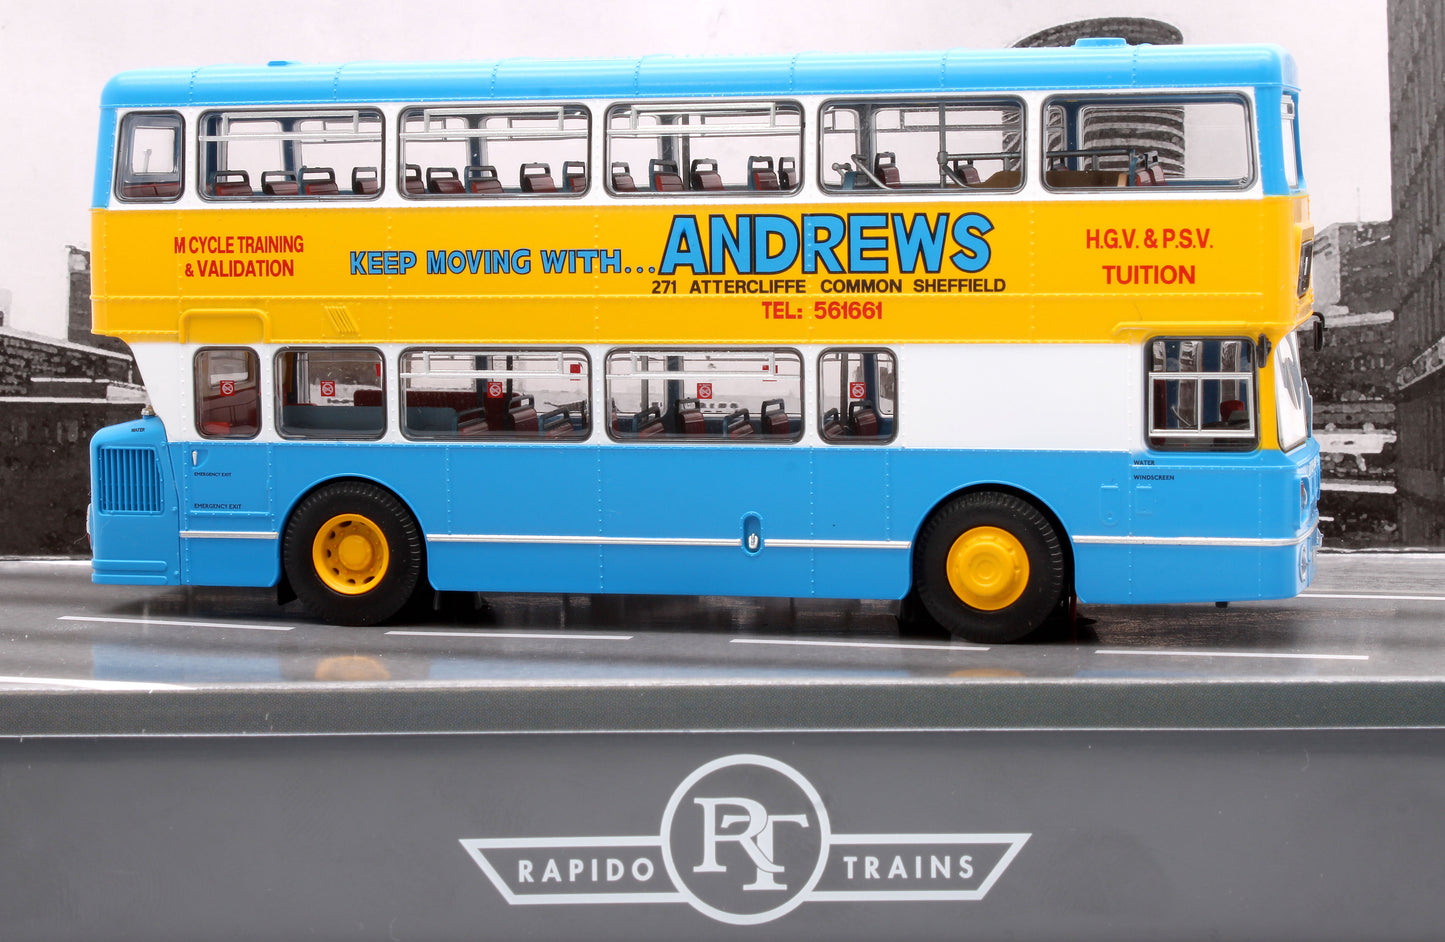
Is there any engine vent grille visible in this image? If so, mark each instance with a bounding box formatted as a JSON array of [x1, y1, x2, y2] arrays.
[[96, 446, 164, 515]]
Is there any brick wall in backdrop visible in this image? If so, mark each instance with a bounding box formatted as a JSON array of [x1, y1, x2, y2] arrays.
[[0, 248, 144, 556]]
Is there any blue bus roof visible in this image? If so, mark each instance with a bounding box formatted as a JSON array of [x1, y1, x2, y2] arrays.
[[100, 42, 1299, 108]]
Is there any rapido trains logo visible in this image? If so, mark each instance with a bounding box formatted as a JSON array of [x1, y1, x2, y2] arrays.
[[460, 754, 1029, 926]]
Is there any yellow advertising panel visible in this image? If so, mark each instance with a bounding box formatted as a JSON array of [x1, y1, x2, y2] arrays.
[[93, 195, 1305, 346]]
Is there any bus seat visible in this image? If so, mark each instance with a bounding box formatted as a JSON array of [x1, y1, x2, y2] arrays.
[[849, 400, 879, 437], [482, 392, 512, 429], [690, 158, 723, 191], [406, 407, 458, 434], [1045, 168, 1121, 188], [520, 162, 556, 193], [427, 167, 465, 194], [198, 386, 259, 437], [403, 164, 425, 195], [725, 408, 754, 438], [611, 161, 637, 192], [562, 160, 587, 192], [465, 165, 503, 194], [541, 407, 574, 438], [977, 170, 1020, 189], [821, 407, 846, 440], [351, 166, 379, 195], [1220, 399, 1247, 425], [778, 157, 797, 190], [949, 161, 981, 186], [1132, 150, 1165, 186], [748, 156, 779, 191], [457, 407, 489, 436], [508, 394, 540, 432], [874, 152, 901, 188], [760, 398, 789, 435], [121, 182, 183, 199], [649, 159, 684, 192], [210, 170, 252, 197], [261, 170, 299, 196], [299, 167, 339, 195], [673, 398, 705, 435], [353, 389, 384, 408], [634, 404, 665, 437]]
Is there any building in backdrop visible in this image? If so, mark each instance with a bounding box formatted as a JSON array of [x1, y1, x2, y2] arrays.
[[1310, 223, 1398, 545], [0, 248, 142, 556], [1388, 0, 1445, 546]]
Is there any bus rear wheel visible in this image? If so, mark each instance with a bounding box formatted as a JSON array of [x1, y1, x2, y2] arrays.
[[914, 492, 1065, 644], [283, 481, 423, 626]]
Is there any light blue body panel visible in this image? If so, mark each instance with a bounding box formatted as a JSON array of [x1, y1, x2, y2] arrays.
[[93, 42, 1303, 207], [90, 417, 182, 585], [90, 424, 1321, 605]]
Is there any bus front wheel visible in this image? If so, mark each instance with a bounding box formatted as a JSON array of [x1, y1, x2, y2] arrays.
[[283, 481, 424, 626], [914, 492, 1065, 644]]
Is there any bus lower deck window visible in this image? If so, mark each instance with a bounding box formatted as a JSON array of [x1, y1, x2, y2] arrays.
[[604, 350, 802, 441], [276, 349, 386, 439], [1147, 338, 1257, 451], [400, 349, 590, 440], [818, 350, 897, 442], [195, 348, 260, 438]]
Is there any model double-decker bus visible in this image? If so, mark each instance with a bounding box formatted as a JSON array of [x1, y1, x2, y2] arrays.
[[88, 39, 1320, 642]]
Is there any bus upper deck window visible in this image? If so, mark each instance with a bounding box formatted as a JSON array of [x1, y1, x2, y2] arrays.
[[1281, 94, 1301, 189], [606, 102, 803, 196], [200, 110, 383, 200], [116, 112, 183, 201], [400, 105, 590, 199], [820, 98, 1023, 194], [1044, 95, 1253, 190]]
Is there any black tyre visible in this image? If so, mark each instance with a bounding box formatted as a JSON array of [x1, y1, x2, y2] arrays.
[[282, 481, 424, 626], [913, 491, 1065, 643]]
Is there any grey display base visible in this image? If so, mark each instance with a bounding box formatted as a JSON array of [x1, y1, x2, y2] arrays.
[[4, 680, 1445, 942], [2, 555, 1444, 940]]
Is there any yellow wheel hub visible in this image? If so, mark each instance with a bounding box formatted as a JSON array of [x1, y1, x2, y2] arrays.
[[945, 526, 1030, 611], [312, 513, 390, 595]]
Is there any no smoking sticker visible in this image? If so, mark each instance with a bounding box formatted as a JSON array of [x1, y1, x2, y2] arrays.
[[320, 380, 336, 398], [849, 382, 866, 399], [487, 382, 505, 398], [697, 383, 713, 400], [219, 381, 235, 397]]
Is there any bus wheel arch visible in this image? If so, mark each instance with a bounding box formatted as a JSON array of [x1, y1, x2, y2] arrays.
[[281, 478, 426, 626], [911, 487, 1071, 643]]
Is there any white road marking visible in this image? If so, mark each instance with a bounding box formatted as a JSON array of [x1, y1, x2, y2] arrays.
[[731, 638, 989, 652], [60, 615, 294, 631], [0, 675, 193, 691], [1095, 648, 1368, 661], [1302, 592, 1445, 602], [386, 630, 633, 641]]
